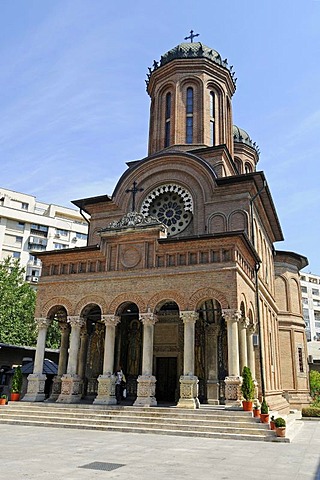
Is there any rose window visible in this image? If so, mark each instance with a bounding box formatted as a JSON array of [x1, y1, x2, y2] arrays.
[[141, 184, 193, 236]]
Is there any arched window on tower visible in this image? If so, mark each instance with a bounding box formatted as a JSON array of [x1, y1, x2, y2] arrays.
[[164, 92, 171, 148], [244, 162, 252, 174], [186, 87, 193, 144], [210, 91, 215, 146]]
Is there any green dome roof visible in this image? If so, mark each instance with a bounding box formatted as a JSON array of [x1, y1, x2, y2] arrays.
[[160, 42, 224, 67], [233, 125, 260, 155], [146, 42, 236, 89]]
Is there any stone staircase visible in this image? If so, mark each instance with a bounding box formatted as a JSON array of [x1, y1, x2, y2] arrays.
[[0, 402, 285, 442]]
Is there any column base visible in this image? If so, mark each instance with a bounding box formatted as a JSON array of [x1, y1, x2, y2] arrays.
[[206, 379, 220, 405], [48, 375, 63, 401], [134, 375, 157, 407], [56, 374, 83, 403], [22, 373, 47, 402], [224, 375, 242, 407], [93, 374, 117, 405], [177, 375, 200, 409]]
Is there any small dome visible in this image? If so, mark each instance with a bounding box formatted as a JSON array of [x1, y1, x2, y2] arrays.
[[233, 125, 259, 155]]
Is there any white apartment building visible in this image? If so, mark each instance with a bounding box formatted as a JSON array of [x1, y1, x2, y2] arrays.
[[301, 272, 320, 342], [0, 188, 89, 284]]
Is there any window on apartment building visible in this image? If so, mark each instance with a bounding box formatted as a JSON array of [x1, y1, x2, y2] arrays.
[[17, 222, 25, 230], [55, 229, 68, 237], [301, 276, 306, 281], [313, 300, 320, 307], [21, 202, 29, 210], [310, 278, 317, 284], [315, 322, 320, 329], [298, 347, 304, 373], [75, 232, 88, 240], [15, 236, 23, 244], [302, 298, 308, 305], [0, 197, 4, 206], [31, 224, 48, 236], [301, 286, 307, 293], [303, 309, 309, 320], [12, 251, 20, 259], [312, 288, 320, 296], [54, 243, 67, 250], [314, 312, 320, 321]]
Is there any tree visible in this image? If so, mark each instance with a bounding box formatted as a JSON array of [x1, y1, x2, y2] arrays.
[[0, 257, 37, 346], [310, 370, 320, 406]]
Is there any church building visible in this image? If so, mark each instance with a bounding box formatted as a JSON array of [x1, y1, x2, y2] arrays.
[[24, 36, 310, 412]]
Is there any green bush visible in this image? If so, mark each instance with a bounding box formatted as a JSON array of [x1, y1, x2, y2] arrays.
[[310, 370, 320, 405], [302, 407, 320, 417], [241, 366, 255, 401], [275, 417, 286, 428], [11, 365, 23, 393], [261, 398, 269, 414]]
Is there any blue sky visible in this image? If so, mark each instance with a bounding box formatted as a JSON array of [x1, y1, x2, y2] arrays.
[[0, 0, 319, 273]]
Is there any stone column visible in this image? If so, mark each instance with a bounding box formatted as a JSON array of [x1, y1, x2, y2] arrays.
[[134, 313, 157, 407], [239, 316, 249, 373], [23, 318, 51, 402], [94, 315, 120, 405], [57, 316, 85, 403], [177, 311, 200, 409], [223, 309, 242, 406], [49, 322, 70, 401]]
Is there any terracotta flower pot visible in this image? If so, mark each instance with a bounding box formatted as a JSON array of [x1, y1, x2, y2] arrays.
[[0, 398, 7, 405], [10, 393, 20, 401], [270, 420, 275, 430], [242, 400, 253, 411], [276, 426, 286, 437], [260, 413, 270, 423], [253, 408, 260, 418]]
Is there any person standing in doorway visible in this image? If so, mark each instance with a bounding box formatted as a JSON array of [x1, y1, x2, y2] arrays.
[[115, 366, 126, 404]]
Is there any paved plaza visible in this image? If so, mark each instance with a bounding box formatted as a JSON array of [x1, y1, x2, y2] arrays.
[[0, 420, 319, 479]]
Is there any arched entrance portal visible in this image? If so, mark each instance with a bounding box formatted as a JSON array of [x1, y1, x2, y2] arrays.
[[82, 304, 103, 398], [115, 303, 142, 400], [154, 301, 182, 403], [197, 299, 228, 404]]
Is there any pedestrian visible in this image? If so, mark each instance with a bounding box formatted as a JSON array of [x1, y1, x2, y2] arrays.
[[115, 366, 126, 404]]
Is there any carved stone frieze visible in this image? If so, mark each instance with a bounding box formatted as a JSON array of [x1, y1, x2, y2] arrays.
[[100, 211, 165, 233]]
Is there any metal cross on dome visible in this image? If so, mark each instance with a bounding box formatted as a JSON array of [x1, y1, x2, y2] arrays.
[[126, 181, 144, 212], [184, 30, 199, 43]]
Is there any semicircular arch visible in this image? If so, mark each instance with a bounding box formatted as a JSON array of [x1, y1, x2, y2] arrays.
[[108, 293, 147, 315], [40, 297, 74, 317], [148, 290, 187, 312], [75, 296, 108, 316], [189, 287, 229, 310]]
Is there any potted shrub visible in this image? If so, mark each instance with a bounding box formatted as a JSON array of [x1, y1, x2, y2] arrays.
[[10, 365, 23, 401], [253, 399, 261, 418], [260, 398, 270, 423], [275, 417, 286, 437], [270, 415, 275, 430], [0, 394, 8, 405], [241, 366, 255, 411]]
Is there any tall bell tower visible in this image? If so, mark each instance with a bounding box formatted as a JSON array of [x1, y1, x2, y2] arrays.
[[146, 36, 237, 158]]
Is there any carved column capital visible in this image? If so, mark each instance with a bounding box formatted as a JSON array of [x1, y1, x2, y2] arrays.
[[140, 313, 157, 326], [101, 315, 121, 327], [222, 309, 242, 323], [240, 316, 250, 328], [35, 317, 51, 329], [67, 316, 86, 329], [248, 322, 257, 334], [180, 311, 199, 324], [59, 322, 70, 334]]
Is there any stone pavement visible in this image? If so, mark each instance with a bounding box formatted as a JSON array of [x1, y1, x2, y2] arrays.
[[0, 420, 319, 480]]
